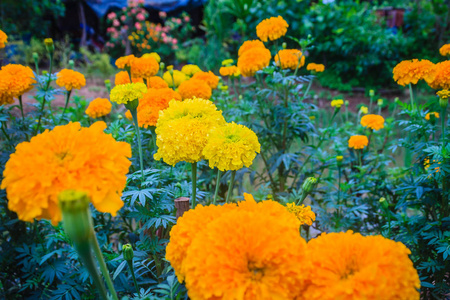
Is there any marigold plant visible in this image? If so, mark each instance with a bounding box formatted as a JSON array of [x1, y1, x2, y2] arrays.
[[425, 112, 439, 121], [360, 114, 385, 130], [237, 47, 271, 77], [0, 64, 36, 99], [110, 82, 147, 104], [256, 15, 289, 42], [348, 135, 369, 149], [56, 69, 86, 91], [428, 61, 450, 90], [331, 99, 344, 108], [178, 78, 212, 100], [219, 65, 240, 77], [274, 49, 305, 70], [147, 76, 168, 89], [85, 98, 112, 119]]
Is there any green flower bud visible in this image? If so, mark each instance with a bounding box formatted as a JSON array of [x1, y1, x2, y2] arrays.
[[369, 89, 375, 97], [394, 97, 399, 104], [344, 100, 349, 107], [302, 177, 317, 194], [160, 62, 165, 70], [44, 38, 55, 54], [69, 60, 75, 69], [32, 52, 39, 62], [377, 99, 383, 106], [122, 244, 134, 261], [104, 79, 111, 91], [42, 71, 48, 75], [379, 197, 389, 210], [439, 97, 448, 109], [282, 42, 287, 49]]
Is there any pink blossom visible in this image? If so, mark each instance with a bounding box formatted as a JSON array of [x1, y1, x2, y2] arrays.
[[159, 11, 167, 18], [172, 38, 178, 45], [138, 0, 144, 4], [107, 12, 116, 20], [128, 12, 133, 16], [135, 22, 142, 30], [121, 15, 126, 21], [174, 18, 181, 24], [113, 32, 119, 39], [184, 16, 190, 22], [107, 27, 113, 33], [136, 13, 145, 21], [113, 19, 120, 27], [123, 25, 129, 30], [161, 32, 167, 38], [131, 8, 137, 14]]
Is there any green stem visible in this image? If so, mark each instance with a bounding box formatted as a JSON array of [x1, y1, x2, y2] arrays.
[[1, 124, 11, 144], [130, 108, 145, 183], [337, 166, 341, 205], [369, 96, 373, 112], [127, 68, 132, 83], [59, 90, 72, 125], [35, 96, 47, 135], [18, 95, 25, 121], [150, 126, 157, 153], [409, 84, 414, 112], [226, 170, 236, 203], [91, 235, 119, 300], [170, 72, 176, 91], [191, 162, 197, 209], [358, 150, 362, 167], [45, 54, 53, 91], [301, 77, 314, 101], [213, 169, 222, 205], [441, 106, 446, 145], [126, 260, 140, 297]]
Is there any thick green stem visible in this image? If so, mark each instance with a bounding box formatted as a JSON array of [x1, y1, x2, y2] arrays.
[[130, 108, 145, 183], [191, 162, 197, 208], [409, 84, 414, 112], [18, 95, 25, 121], [91, 236, 119, 300], [213, 169, 222, 205], [59, 90, 72, 125], [127, 260, 140, 296], [226, 170, 236, 203]]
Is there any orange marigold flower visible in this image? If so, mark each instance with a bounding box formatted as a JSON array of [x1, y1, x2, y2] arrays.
[[275, 49, 305, 70], [178, 78, 212, 100], [256, 15, 289, 42], [1, 122, 131, 225], [437, 89, 450, 100], [114, 71, 143, 85], [0, 29, 7, 48], [348, 135, 368, 149], [285, 202, 316, 225], [425, 112, 439, 121], [307, 63, 325, 73], [393, 59, 436, 86], [130, 55, 159, 78], [428, 61, 450, 90], [115, 54, 136, 69], [192, 71, 220, 89], [360, 114, 385, 130], [238, 39, 266, 56], [183, 208, 310, 299], [237, 47, 271, 77], [0, 72, 14, 105], [147, 76, 168, 89], [85, 98, 112, 119], [166, 203, 237, 282], [0, 64, 36, 99], [219, 65, 240, 77], [304, 231, 420, 300], [56, 69, 86, 91], [439, 44, 450, 56]]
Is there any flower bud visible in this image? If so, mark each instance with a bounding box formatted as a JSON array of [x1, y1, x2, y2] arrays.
[[104, 79, 111, 91], [345, 100, 349, 107], [69, 60, 75, 69], [122, 244, 134, 261], [219, 85, 229, 91], [32, 52, 39, 63], [282, 42, 287, 49], [369, 89, 375, 97], [160, 62, 165, 70], [377, 98, 383, 106], [44, 38, 55, 54], [302, 177, 317, 195], [42, 71, 48, 75], [336, 155, 343, 167], [309, 116, 315, 121], [379, 197, 389, 210], [440, 97, 448, 109], [394, 97, 399, 103]]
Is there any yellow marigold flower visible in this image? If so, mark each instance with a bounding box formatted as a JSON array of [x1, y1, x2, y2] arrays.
[[256, 15, 289, 42], [183, 209, 310, 299], [163, 70, 188, 88], [178, 78, 212, 100], [304, 231, 420, 300], [0, 64, 36, 98], [130, 56, 159, 78], [56, 69, 86, 91], [147, 76, 168, 89], [285, 202, 316, 225], [360, 114, 385, 130], [202, 122, 260, 171], [336, 155, 344, 162], [237, 47, 271, 77], [439, 44, 450, 56], [115, 54, 136, 69], [221, 58, 234, 66], [192, 70, 220, 89], [274, 49, 305, 70], [425, 112, 439, 121], [0, 29, 7, 48], [219, 65, 240, 77], [110, 82, 147, 105], [331, 99, 344, 108], [1, 122, 131, 225], [167, 65, 174, 71], [307, 63, 325, 73], [359, 106, 368, 114], [85, 98, 112, 119], [166, 203, 237, 281], [393, 59, 436, 86], [428, 61, 450, 90], [143, 52, 161, 63], [114, 71, 143, 85], [437, 89, 450, 99], [181, 64, 202, 76], [348, 135, 369, 149], [154, 98, 226, 165], [309, 115, 316, 120], [238, 39, 266, 56]]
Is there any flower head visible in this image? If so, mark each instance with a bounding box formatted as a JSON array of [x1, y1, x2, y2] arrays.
[[221, 59, 234, 66], [359, 106, 368, 114], [393, 59, 436, 86], [147, 76, 168, 89], [115, 54, 136, 69], [85, 98, 112, 119], [0, 72, 14, 105], [110, 82, 147, 105], [285, 203, 316, 225], [439, 44, 450, 56], [237, 47, 271, 77], [307, 63, 325, 73], [163, 70, 188, 88], [238, 39, 266, 56], [428, 61, 450, 90], [143, 52, 161, 62], [0, 64, 36, 99], [425, 112, 439, 121], [181, 64, 202, 76], [437, 89, 450, 99], [1, 122, 131, 225], [130, 55, 159, 78], [331, 99, 344, 108], [0, 29, 7, 48], [202, 122, 261, 171], [219, 65, 240, 77], [114, 71, 143, 85], [274, 49, 305, 70], [304, 231, 420, 300], [256, 16, 289, 42], [178, 78, 212, 100], [192, 71, 220, 89], [360, 114, 385, 130], [56, 69, 86, 91], [348, 135, 368, 149]]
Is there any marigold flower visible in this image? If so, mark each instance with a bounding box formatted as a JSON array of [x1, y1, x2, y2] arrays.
[[0, 29, 7, 48], [178, 78, 212, 100], [1, 122, 131, 225], [114, 71, 143, 85], [425, 112, 439, 121], [348, 135, 368, 149], [238, 39, 266, 56], [237, 47, 271, 77], [110, 82, 147, 105], [0, 64, 36, 99], [360, 114, 385, 130], [359, 106, 368, 114], [275, 49, 305, 70], [439, 44, 450, 56], [130, 56, 159, 79], [304, 231, 420, 300], [154, 98, 226, 165], [331, 99, 344, 108], [183, 209, 309, 299], [147, 76, 168, 89], [163, 70, 188, 88], [202, 122, 260, 171], [0, 72, 14, 105], [307, 63, 325, 73], [56, 69, 86, 91], [219, 65, 240, 77], [221, 58, 234, 66], [115, 54, 136, 69], [181, 64, 202, 76], [85, 98, 112, 119], [192, 71, 220, 89], [285, 202, 316, 225], [143, 52, 161, 62], [393, 59, 436, 86], [437, 89, 450, 99], [428, 61, 450, 90], [256, 15, 289, 42]]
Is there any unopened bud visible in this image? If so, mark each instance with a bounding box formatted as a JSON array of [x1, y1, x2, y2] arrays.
[[122, 244, 134, 261], [309, 116, 315, 121], [336, 155, 343, 167], [377, 99, 383, 106], [440, 97, 448, 109], [69, 60, 75, 69], [369, 89, 375, 97], [44, 38, 55, 54], [345, 100, 349, 107], [379, 197, 389, 209], [104, 79, 111, 91], [32, 52, 39, 62], [160, 62, 165, 70], [282, 42, 287, 49], [302, 177, 317, 194], [394, 97, 399, 104], [59, 190, 93, 244]]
